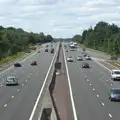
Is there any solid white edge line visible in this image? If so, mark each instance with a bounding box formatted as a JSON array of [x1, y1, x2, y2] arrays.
[[93, 59, 111, 72], [29, 43, 59, 120], [63, 45, 78, 120]]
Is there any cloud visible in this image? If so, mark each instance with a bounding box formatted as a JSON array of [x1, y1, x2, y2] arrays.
[[0, 0, 120, 38]]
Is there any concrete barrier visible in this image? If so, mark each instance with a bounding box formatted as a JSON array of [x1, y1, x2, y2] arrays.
[[31, 42, 61, 120]]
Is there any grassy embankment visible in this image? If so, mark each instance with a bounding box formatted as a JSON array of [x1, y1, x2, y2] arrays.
[[0, 45, 38, 65]]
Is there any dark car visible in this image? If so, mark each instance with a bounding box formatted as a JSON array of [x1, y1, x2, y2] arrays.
[[82, 62, 90, 68], [51, 48, 54, 53], [45, 49, 48, 52], [83, 53, 87, 57], [14, 62, 22, 67], [31, 61, 37, 65], [109, 88, 120, 101]]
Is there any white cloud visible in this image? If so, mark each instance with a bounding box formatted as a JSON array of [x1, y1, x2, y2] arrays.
[[0, 0, 120, 38]]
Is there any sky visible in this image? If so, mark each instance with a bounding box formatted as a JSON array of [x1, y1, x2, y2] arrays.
[[0, 0, 120, 38]]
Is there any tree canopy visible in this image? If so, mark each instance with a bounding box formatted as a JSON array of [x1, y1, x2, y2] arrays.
[[72, 21, 120, 56], [0, 26, 53, 59]]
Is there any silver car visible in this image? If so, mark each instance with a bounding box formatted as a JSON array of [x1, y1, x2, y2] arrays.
[[6, 76, 18, 86]]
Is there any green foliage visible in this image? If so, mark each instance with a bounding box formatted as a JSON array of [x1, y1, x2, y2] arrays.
[[73, 21, 120, 56], [0, 26, 53, 60]]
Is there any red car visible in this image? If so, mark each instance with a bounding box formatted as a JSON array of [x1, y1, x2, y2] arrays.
[[31, 61, 37, 65]]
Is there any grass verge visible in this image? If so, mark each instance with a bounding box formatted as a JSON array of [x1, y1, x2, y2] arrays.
[[0, 52, 26, 65]]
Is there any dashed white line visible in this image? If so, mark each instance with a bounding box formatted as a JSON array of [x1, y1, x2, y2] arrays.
[[111, 84, 113, 86], [109, 113, 112, 118], [85, 76, 87, 78], [17, 89, 20, 92], [22, 84, 24, 86], [102, 102, 105, 106], [87, 79, 89, 81], [106, 80, 108, 82], [11, 96, 14, 98], [26, 80, 28, 82], [4, 104, 7, 108], [97, 94, 99, 97], [31, 73, 32, 75], [90, 83, 92, 86], [1, 84, 3, 87], [93, 88, 95, 91]]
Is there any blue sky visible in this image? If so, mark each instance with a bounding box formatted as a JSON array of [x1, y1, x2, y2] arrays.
[[0, 0, 120, 38]]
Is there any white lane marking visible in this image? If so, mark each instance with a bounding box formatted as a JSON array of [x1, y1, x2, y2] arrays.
[[97, 94, 99, 97], [90, 83, 92, 86], [87, 79, 89, 81], [63, 45, 78, 120], [4, 104, 7, 107], [28, 76, 31, 78], [17, 89, 20, 92], [85, 76, 87, 78], [22, 84, 24, 86], [11, 96, 14, 98], [1, 84, 3, 87], [109, 113, 112, 118], [93, 88, 95, 91], [0, 49, 43, 75], [111, 84, 113, 86], [106, 80, 108, 82], [26, 80, 28, 82], [29, 44, 59, 120], [93, 59, 111, 71], [102, 102, 105, 106], [31, 73, 32, 75]]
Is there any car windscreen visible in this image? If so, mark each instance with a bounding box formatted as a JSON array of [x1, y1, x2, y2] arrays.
[[114, 71, 120, 74], [112, 89, 120, 94]]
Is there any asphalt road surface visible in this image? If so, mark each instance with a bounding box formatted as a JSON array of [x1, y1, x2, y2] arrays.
[[64, 44, 120, 120], [0, 43, 57, 120]]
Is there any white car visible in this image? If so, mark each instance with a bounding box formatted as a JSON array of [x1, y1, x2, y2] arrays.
[[111, 70, 120, 81], [77, 56, 83, 61], [6, 76, 18, 86], [67, 57, 73, 62], [85, 56, 91, 60]]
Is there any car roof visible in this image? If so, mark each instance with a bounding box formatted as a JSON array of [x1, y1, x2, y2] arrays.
[[7, 76, 16, 79], [111, 88, 120, 91], [112, 69, 120, 72]]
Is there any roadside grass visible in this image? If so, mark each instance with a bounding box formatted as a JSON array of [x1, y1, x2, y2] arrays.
[[0, 44, 40, 65], [0, 52, 26, 65]]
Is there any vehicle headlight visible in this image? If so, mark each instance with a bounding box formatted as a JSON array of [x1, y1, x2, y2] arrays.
[[111, 94, 116, 98]]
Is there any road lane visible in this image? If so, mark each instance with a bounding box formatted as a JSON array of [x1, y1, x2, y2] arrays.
[[65, 47, 120, 120], [0, 43, 57, 120], [65, 55, 110, 120]]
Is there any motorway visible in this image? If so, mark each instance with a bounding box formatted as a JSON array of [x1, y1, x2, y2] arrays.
[[64, 44, 120, 120], [0, 43, 57, 120]]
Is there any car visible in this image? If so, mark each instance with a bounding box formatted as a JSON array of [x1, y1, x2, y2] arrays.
[[109, 88, 120, 101], [6, 76, 18, 86], [65, 50, 68, 52], [14, 62, 22, 67], [51, 48, 54, 53], [82, 62, 90, 68], [85, 56, 91, 60], [45, 49, 48, 52], [46, 45, 49, 47], [77, 56, 83, 61], [83, 53, 87, 57], [67, 57, 73, 62], [31, 61, 37, 65], [111, 69, 120, 81]]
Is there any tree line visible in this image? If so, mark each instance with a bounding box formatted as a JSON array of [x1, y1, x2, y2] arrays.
[[73, 21, 120, 56], [0, 26, 53, 59]]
